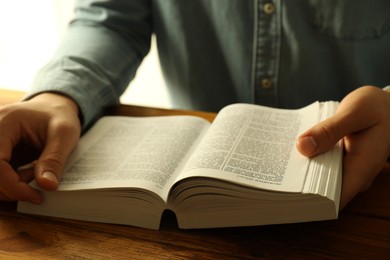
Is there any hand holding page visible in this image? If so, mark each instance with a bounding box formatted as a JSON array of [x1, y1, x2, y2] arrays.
[[18, 102, 343, 230]]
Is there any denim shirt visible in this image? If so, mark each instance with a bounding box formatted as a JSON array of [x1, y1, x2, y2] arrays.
[[27, 0, 390, 129]]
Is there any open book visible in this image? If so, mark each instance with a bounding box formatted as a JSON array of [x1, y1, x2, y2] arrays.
[[18, 102, 343, 230]]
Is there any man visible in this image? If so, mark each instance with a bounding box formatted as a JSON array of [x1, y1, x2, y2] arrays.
[[1, 0, 389, 208]]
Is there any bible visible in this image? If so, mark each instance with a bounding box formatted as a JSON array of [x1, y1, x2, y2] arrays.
[[18, 102, 343, 230]]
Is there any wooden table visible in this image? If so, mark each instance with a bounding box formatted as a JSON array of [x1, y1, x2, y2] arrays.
[[0, 90, 389, 259]]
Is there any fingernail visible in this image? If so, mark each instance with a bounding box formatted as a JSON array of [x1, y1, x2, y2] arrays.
[[42, 171, 58, 185], [299, 136, 318, 154]]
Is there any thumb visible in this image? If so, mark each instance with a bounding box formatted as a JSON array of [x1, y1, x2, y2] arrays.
[[34, 144, 69, 191], [34, 127, 79, 191], [296, 113, 349, 157]]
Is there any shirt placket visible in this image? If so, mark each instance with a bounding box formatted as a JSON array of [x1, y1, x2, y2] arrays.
[[252, 0, 281, 107]]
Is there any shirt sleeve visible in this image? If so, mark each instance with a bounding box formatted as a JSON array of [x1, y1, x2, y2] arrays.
[[25, 0, 152, 129]]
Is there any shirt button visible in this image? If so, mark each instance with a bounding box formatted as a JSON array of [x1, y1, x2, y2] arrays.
[[261, 78, 273, 89], [263, 2, 275, 15]]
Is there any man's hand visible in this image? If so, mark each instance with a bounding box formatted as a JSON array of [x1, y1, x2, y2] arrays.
[[296, 86, 390, 209], [0, 93, 81, 204]]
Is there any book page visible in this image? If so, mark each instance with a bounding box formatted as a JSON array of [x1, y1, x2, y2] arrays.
[[49, 116, 210, 198], [177, 102, 321, 192]]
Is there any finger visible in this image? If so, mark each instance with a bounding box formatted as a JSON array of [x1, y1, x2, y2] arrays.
[[296, 108, 375, 158], [339, 129, 385, 208], [340, 156, 381, 209], [0, 135, 40, 203], [34, 120, 79, 191], [17, 161, 36, 183], [296, 114, 348, 157], [0, 160, 42, 204], [297, 87, 386, 158]]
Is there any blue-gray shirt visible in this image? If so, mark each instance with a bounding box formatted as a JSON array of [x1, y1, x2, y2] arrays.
[[27, 0, 390, 129]]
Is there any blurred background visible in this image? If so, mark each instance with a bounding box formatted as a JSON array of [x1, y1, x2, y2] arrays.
[[0, 0, 171, 108]]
